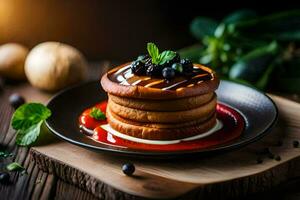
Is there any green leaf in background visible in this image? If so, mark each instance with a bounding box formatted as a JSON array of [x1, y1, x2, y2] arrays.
[[232, 10, 300, 41], [6, 162, 25, 172], [222, 9, 257, 24], [229, 41, 279, 85], [178, 44, 204, 62], [267, 31, 300, 41], [12, 103, 51, 131], [214, 23, 226, 38], [190, 17, 218, 40], [147, 43, 160, 64], [276, 78, 300, 92], [255, 62, 276, 90]]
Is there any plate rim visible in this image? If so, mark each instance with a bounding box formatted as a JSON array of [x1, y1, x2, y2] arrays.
[[45, 80, 278, 157]]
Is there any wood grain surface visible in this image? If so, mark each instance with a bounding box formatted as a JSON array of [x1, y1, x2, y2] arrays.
[[1, 62, 300, 200], [29, 95, 300, 199]]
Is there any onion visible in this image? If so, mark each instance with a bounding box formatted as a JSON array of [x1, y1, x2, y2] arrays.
[[0, 43, 29, 80], [25, 42, 88, 91]]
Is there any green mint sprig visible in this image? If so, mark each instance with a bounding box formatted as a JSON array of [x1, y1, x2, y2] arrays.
[[11, 103, 51, 146], [89, 107, 106, 120], [147, 43, 176, 65]]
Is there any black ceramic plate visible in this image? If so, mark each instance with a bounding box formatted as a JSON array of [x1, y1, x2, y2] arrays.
[[45, 80, 278, 158]]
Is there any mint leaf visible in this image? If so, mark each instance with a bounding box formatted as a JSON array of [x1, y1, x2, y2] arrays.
[[90, 107, 106, 120], [6, 162, 25, 172], [147, 43, 160, 64], [12, 103, 51, 130], [16, 121, 43, 146], [11, 103, 51, 146], [158, 51, 176, 65], [146, 43, 177, 65]]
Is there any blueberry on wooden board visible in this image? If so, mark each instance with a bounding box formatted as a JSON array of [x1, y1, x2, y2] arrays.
[[256, 157, 263, 164], [122, 163, 135, 176], [0, 172, 10, 184], [9, 93, 25, 109], [275, 155, 281, 161], [293, 140, 299, 148]]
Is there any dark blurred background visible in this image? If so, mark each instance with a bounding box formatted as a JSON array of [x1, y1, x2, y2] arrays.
[[0, 0, 299, 61]]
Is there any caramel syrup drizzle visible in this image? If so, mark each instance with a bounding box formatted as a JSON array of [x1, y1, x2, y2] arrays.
[[108, 64, 214, 91]]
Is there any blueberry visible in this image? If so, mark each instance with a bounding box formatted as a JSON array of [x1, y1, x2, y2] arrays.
[[256, 157, 263, 164], [9, 93, 25, 109], [162, 67, 175, 80], [171, 63, 183, 73], [180, 59, 193, 73], [275, 155, 281, 161], [122, 163, 135, 176], [131, 61, 145, 75], [293, 140, 299, 148], [146, 65, 162, 76], [0, 172, 10, 184]]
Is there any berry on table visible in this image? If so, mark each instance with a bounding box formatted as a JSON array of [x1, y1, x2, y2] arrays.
[[256, 157, 263, 164], [9, 93, 25, 109], [275, 155, 281, 161], [122, 163, 135, 176], [0, 172, 10, 184], [293, 140, 299, 148]]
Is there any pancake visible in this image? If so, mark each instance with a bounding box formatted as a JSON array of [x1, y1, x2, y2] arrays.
[[108, 92, 214, 111], [107, 95, 217, 123], [101, 63, 219, 100], [106, 106, 217, 140]]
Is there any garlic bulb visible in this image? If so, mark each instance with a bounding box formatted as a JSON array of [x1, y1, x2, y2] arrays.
[[25, 42, 88, 91], [0, 43, 29, 80]]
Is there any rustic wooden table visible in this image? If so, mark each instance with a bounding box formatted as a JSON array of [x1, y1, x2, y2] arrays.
[[1, 62, 300, 200]]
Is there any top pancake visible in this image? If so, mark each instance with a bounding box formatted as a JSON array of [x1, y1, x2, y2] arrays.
[[101, 63, 219, 99]]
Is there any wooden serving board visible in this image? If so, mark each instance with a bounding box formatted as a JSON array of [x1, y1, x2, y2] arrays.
[[18, 83, 300, 199]]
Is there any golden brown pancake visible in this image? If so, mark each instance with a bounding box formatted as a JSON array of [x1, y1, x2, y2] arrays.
[[106, 106, 217, 140], [108, 92, 214, 111], [108, 96, 217, 123]]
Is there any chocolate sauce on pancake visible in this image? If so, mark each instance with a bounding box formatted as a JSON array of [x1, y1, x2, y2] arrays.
[[108, 64, 214, 91]]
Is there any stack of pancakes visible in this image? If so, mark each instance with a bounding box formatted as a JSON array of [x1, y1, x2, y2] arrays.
[[101, 63, 219, 140]]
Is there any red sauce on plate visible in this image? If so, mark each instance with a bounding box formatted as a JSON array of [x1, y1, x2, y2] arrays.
[[79, 101, 245, 152]]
